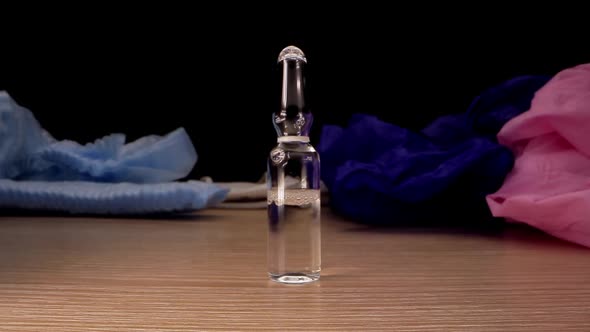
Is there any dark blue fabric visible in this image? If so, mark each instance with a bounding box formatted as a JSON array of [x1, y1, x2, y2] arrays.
[[317, 75, 551, 225]]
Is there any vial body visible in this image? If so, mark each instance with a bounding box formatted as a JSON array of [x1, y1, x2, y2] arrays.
[[267, 141, 321, 284]]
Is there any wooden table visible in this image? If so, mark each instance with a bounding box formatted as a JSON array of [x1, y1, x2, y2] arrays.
[[0, 208, 588, 331]]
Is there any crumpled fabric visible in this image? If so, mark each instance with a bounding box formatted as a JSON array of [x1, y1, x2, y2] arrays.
[[318, 75, 550, 224], [487, 63, 590, 247], [0, 91, 228, 214], [0, 91, 196, 183]]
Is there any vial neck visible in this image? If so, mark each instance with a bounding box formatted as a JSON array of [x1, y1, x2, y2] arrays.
[[273, 46, 313, 138], [281, 59, 306, 114]]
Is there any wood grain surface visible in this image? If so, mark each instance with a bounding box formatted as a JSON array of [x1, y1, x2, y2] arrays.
[[0, 208, 588, 331]]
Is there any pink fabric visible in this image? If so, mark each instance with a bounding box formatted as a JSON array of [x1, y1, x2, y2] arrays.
[[487, 63, 590, 247]]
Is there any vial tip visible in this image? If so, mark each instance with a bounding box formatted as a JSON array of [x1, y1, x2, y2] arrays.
[[278, 46, 306, 63]]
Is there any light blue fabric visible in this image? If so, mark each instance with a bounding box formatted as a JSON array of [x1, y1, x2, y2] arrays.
[[0, 91, 228, 214], [0, 179, 227, 214], [0, 91, 55, 179], [0, 91, 197, 182]]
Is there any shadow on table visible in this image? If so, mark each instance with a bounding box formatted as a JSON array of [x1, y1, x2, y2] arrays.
[[334, 212, 587, 251]]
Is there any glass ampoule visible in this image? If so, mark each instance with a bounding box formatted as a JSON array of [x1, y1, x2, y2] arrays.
[[267, 46, 321, 284]]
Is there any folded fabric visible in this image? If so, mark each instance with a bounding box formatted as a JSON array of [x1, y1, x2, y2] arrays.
[[318, 75, 550, 224], [0, 179, 227, 215], [0, 91, 228, 214], [487, 63, 590, 247]]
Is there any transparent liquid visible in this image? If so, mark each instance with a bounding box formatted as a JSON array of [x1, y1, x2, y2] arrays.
[[267, 189, 321, 284]]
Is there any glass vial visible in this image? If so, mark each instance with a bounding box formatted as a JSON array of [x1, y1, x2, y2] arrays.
[[267, 46, 321, 284]]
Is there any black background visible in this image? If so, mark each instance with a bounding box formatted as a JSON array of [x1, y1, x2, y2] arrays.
[[1, 13, 587, 182]]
